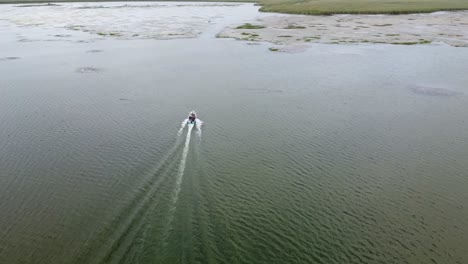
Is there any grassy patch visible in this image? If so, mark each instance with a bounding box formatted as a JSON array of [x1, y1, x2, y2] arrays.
[[2, 0, 468, 16], [241, 32, 259, 40], [269, 47, 279, 51], [258, 0, 468, 15], [391, 39, 432, 45], [304, 36, 321, 42], [235, 23, 265, 29], [391, 42, 418, 45], [278, 35, 292, 37]]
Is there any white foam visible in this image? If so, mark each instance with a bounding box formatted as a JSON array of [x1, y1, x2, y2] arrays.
[[166, 123, 193, 231], [195, 118, 203, 137], [177, 119, 188, 137]]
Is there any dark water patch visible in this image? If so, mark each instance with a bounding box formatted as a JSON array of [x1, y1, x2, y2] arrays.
[[77, 5, 111, 9], [17, 38, 34, 42], [86, 50, 104, 53], [241, 88, 283, 93], [0, 57, 21, 61], [67, 25, 87, 31], [76, 40, 95, 43], [76, 67, 103, 74], [409, 84, 462, 97], [44, 39, 68, 42], [76, 4, 163, 10], [16, 3, 60, 8], [54, 34, 72, 38]]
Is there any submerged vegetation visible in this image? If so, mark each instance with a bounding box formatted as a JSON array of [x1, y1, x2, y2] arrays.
[[235, 23, 265, 29], [284, 24, 306, 29]]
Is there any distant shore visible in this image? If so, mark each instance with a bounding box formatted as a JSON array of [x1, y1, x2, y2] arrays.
[[1, 0, 468, 16]]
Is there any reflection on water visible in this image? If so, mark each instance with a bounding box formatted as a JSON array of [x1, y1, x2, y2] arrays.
[[1, 2, 468, 264]]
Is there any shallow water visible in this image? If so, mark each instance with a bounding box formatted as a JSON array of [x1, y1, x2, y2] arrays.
[[1, 3, 468, 264]]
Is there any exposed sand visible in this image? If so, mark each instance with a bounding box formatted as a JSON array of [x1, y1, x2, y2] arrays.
[[218, 11, 468, 51], [1, 2, 244, 40]]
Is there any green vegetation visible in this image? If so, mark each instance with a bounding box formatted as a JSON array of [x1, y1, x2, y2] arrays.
[[303, 36, 320, 42], [278, 35, 292, 37], [1, 0, 467, 16], [241, 32, 259, 37], [258, 0, 468, 15], [269, 47, 279, 51], [418, 39, 432, 44], [235, 23, 265, 29], [391, 40, 432, 45], [240, 32, 259, 41]]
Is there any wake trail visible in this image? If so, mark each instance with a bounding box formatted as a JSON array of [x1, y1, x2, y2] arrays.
[[177, 119, 189, 137], [80, 120, 198, 263], [195, 118, 203, 138], [164, 123, 193, 236], [174, 124, 193, 207]]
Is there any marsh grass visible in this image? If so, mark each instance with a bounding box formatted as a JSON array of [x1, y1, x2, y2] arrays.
[[258, 0, 468, 15], [391, 39, 432, 45], [2, 0, 468, 16], [235, 23, 265, 29], [304, 36, 320, 42]]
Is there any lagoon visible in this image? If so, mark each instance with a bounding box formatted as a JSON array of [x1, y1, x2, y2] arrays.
[[1, 3, 468, 264]]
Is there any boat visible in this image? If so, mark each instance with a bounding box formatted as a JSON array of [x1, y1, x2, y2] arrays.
[[187, 111, 197, 124]]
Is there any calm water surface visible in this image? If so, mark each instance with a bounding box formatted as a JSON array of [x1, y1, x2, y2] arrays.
[[1, 3, 468, 264]]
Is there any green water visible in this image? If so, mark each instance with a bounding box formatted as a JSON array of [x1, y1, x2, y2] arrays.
[[1, 3, 468, 264]]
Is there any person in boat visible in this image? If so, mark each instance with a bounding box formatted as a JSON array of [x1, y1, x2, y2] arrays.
[[188, 112, 196, 123]]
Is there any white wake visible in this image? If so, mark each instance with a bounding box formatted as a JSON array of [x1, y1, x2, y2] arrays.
[[195, 119, 203, 137], [173, 123, 193, 203], [165, 123, 193, 234], [177, 119, 189, 137]]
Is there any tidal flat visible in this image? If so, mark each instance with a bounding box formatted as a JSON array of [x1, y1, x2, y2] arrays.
[[1, 2, 468, 264]]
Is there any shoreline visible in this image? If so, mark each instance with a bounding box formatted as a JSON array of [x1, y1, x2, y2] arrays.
[[1, 0, 468, 16]]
